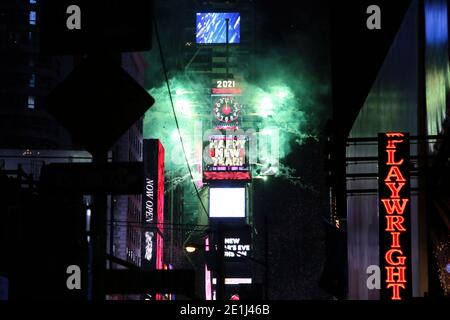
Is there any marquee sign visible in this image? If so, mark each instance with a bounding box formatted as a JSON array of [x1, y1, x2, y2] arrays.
[[203, 134, 251, 181], [378, 132, 412, 300]]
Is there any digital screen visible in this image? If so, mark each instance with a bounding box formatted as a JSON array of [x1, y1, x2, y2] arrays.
[[209, 188, 246, 218], [196, 12, 241, 44], [203, 134, 251, 181], [208, 135, 246, 169], [212, 278, 252, 285], [210, 227, 251, 261]]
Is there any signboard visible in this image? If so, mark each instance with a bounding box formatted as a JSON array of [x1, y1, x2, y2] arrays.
[[223, 228, 251, 261], [211, 278, 252, 301], [378, 132, 412, 300], [209, 187, 246, 218], [204, 134, 251, 181], [196, 12, 241, 44], [142, 139, 165, 271], [211, 88, 242, 95], [40, 0, 152, 54]]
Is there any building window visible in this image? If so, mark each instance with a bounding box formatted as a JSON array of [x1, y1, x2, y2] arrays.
[[27, 96, 35, 109], [29, 11, 36, 25], [29, 74, 36, 88]]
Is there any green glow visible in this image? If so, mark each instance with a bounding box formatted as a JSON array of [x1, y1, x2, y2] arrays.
[[259, 96, 274, 117], [260, 129, 273, 135], [144, 74, 323, 182], [272, 86, 292, 100], [143, 53, 328, 200], [171, 129, 181, 142], [144, 76, 204, 176], [175, 98, 193, 118], [175, 89, 189, 96]]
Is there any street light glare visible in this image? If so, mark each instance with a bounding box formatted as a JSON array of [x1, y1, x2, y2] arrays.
[[185, 246, 197, 253]]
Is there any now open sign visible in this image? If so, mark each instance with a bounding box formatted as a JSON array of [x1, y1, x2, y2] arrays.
[[40, 0, 152, 54]]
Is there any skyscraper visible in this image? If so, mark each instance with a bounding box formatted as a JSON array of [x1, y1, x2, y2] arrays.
[[0, 0, 72, 149]]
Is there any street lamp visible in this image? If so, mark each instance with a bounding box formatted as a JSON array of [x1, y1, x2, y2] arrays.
[[185, 245, 197, 253]]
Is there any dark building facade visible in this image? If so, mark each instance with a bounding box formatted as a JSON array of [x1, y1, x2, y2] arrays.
[[0, 0, 72, 149], [109, 53, 147, 271], [0, 0, 148, 300]]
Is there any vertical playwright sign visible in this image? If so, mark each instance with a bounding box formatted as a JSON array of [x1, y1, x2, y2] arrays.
[[378, 132, 412, 300], [142, 139, 165, 271]]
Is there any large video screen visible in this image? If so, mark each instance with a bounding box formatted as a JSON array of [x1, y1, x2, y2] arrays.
[[209, 187, 246, 218], [203, 134, 251, 181], [207, 134, 247, 170], [196, 12, 241, 44]]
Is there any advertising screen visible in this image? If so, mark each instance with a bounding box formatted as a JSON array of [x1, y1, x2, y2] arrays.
[[196, 12, 241, 44], [203, 134, 251, 181], [209, 187, 246, 218], [223, 228, 251, 261]]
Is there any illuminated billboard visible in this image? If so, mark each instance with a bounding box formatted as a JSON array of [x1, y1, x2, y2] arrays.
[[378, 132, 412, 300], [204, 134, 251, 181], [223, 228, 251, 261], [196, 12, 240, 44], [211, 278, 253, 300], [209, 187, 246, 218], [142, 139, 165, 272]]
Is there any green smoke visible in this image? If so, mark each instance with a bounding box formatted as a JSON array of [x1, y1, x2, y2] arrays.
[[143, 0, 330, 189], [143, 75, 206, 191], [143, 60, 328, 185]]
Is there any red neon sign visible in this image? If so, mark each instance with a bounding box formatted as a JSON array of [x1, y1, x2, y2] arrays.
[[156, 142, 165, 271], [203, 171, 251, 181], [211, 88, 242, 95], [378, 132, 411, 300]]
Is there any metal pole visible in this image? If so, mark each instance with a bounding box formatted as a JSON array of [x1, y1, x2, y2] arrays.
[[170, 172, 174, 263], [225, 18, 230, 79], [216, 223, 226, 300], [91, 151, 108, 300], [90, 53, 121, 300], [264, 209, 269, 300], [109, 195, 114, 269]]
